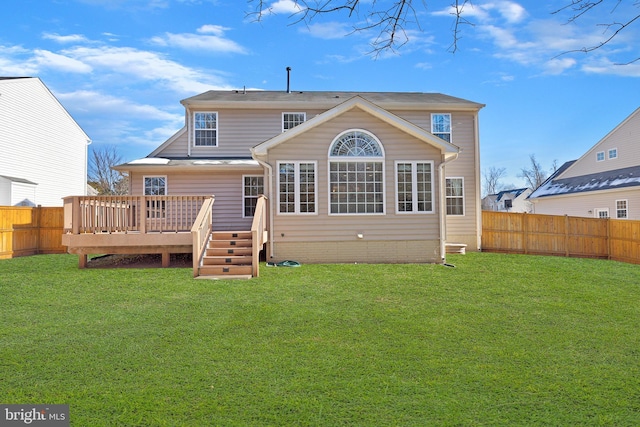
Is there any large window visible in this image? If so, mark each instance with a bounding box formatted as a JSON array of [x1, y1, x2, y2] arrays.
[[396, 161, 434, 213], [282, 112, 306, 131], [243, 176, 264, 217], [144, 176, 166, 218], [445, 177, 464, 215], [329, 130, 384, 214], [432, 113, 452, 142], [616, 200, 628, 219], [278, 162, 316, 214], [194, 112, 217, 146]]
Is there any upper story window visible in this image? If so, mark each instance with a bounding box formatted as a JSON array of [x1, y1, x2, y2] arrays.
[[596, 151, 605, 162], [194, 112, 217, 147], [282, 112, 306, 131], [608, 148, 618, 159], [432, 113, 451, 142], [329, 130, 385, 215]]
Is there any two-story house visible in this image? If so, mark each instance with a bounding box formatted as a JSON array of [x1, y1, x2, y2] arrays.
[[529, 107, 640, 219], [64, 90, 484, 276], [482, 188, 532, 213], [0, 77, 90, 206]]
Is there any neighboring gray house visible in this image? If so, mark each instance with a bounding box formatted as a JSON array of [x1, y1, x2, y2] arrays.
[[0, 77, 90, 206], [482, 188, 532, 213], [101, 90, 485, 267], [529, 107, 640, 219]]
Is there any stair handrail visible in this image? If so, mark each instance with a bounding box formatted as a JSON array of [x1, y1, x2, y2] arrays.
[[250, 195, 268, 277], [191, 195, 215, 277]]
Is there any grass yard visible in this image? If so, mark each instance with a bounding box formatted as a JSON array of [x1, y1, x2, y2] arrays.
[[1, 253, 639, 426]]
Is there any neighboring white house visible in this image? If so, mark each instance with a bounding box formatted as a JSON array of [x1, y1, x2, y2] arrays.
[[528, 107, 640, 219], [0, 77, 90, 206], [482, 188, 532, 212]]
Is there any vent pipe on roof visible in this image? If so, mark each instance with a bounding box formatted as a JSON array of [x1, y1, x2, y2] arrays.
[[286, 67, 291, 93]]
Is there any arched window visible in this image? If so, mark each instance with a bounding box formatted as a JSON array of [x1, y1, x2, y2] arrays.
[[329, 130, 385, 214]]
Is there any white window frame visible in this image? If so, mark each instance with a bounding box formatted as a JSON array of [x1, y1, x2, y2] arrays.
[[328, 129, 385, 216], [616, 199, 628, 219], [243, 175, 264, 218], [143, 176, 167, 219], [608, 148, 618, 160], [594, 208, 609, 218], [431, 113, 452, 143], [282, 112, 306, 132], [445, 177, 465, 216], [596, 151, 605, 162], [193, 111, 218, 147], [395, 161, 435, 214], [277, 161, 317, 215]]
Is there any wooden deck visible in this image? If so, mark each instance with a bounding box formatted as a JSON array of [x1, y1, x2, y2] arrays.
[[62, 195, 268, 277]]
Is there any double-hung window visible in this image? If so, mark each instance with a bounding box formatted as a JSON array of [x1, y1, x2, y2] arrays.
[[432, 113, 452, 142], [243, 176, 264, 217], [445, 177, 464, 215], [282, 112, 306, 131], [396, 161, 434, 213], [616, 200, 628, 219], [194, 112, 217, 146], [144, 176, 166, 218], [329, 130, 384, 215], [278, 162, 316, 214]]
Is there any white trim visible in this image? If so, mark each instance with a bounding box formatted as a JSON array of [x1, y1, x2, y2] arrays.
[[594, 208, 609, 218], [193, 111, 218, 147], [328, 129, 385, 158], [143, 175, 167, 195], [394, 160, 435, 214], [431, 113, 452, 143], [608, 148, 618, 160], [328, 160, 386, 216], [282, 112, 306, 132], [242, 174, 264, 219], [596, 151, 605, 162], [445, 177, 465, 216], [276, 161, 318, 215], [616, 199, 628, 219]]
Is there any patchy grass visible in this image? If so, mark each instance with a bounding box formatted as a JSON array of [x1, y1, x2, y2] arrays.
[[1, 253, 639, 426]]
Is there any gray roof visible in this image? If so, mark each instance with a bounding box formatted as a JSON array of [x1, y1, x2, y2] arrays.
[[494, 188, 529, 202], [529, 162, 640, 199], [0, 175, 38, 185], [182, 90, 484, 110]]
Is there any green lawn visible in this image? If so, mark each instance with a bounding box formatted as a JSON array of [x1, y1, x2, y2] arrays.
[[1, 253, 639, 426]]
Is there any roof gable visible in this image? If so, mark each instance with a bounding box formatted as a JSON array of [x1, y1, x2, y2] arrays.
[[251, 96, 460, 157]]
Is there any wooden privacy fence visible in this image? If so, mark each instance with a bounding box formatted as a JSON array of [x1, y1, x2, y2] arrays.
[[0, 206, 66, 259], [482, 211, 640, 265]]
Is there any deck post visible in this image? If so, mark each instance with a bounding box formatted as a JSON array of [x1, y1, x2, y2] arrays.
[[78, 253, 87, 269], [162, 251, 170, 268]]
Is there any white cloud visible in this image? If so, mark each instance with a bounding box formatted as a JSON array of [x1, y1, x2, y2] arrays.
[[150, 27, 247, 54], [581, 58, 640, 77], [33, 50, 93, 73], [543, 57, 577, 75], [42, 33, 90, 44], [269, 0, 303, 14], [304, 22, 353, 40]]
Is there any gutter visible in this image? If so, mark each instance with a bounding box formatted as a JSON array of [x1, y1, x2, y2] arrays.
[[250, 150, 275, 259], [438, 152, 459, 263]]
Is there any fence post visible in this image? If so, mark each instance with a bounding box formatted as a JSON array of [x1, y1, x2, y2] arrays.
[[565, 215, 570, 257], [523, 213, 528, 254]]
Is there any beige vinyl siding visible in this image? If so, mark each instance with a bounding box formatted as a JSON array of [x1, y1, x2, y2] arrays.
[[265, 109, 443, 261], [531, 188, 640, 220], [130, 169, 262, 230], [154, 128, 188, 158], [182, 108, 325, 158], [563, 109, 640, 178]]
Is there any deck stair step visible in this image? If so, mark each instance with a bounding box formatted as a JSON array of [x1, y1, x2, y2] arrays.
[[198, 230, 253, 279]]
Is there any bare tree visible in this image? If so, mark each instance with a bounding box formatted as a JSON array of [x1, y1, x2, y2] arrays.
[[88, 145, 129, 195], [248, 1, 639, 60], [552, 0, 640, 64], [247, 0, 474, 54], [482, 166, 507, 197], [518, 154, 553, 190]]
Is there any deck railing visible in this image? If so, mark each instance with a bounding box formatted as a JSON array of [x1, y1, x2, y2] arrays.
[[251, 195, 268, 277], [190, 196, 215, 277], [63, 195, 211, 234]]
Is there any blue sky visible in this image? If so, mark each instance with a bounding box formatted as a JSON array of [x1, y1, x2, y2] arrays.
[[2, 0, 638, 189]]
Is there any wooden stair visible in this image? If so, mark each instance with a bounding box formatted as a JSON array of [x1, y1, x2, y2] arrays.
[[198, 231, 253, 278]]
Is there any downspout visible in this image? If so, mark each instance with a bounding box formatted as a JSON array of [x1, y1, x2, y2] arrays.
[[252, 153, 275, 259], [439, 152, 459, 263]]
